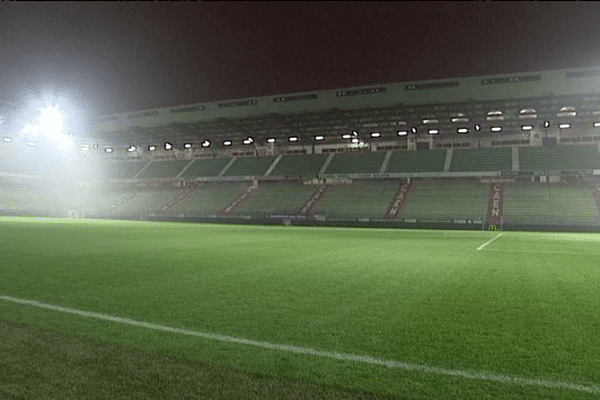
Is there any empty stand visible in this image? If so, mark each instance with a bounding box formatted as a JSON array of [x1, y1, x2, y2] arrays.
[[137, 160, 189, 179], [181, 157, 233, 178], [450, 147, 512, 171], [231, 181, 315, 215], [519, 145, 600, 171], [270, 154, 329, 177], [402, 179, 488, 220], [324, 151, 386, 175], [312, 180, 398, 219], [105, 161, 146, 180], [221, 156, 277, 177], [166, 182, 252, 216], [386, 150, 446, 173], [503, 182, 600, 225]]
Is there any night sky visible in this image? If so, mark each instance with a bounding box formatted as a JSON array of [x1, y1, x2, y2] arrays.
[[1, 2, 600, 117]]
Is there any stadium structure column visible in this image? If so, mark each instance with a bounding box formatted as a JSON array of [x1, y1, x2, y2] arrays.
[[134, 161, 153, 179], [218, 157, 237, 177], [379, 151, 393, 174], [590, 181, 600, 217], [318, 153, 335, 176], [512, 146, 519, 172], [443, 149, 453, 172], [486, 183, 505, 229], [264, 155, 283, 176]]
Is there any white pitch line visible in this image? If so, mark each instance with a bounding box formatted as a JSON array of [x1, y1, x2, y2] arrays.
[[480, 248, 598, 255], [1, 295, 599, 394], [476, 232, 505, 251]]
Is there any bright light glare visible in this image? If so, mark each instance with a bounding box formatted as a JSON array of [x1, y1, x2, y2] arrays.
[[22, 104, 72, 150]]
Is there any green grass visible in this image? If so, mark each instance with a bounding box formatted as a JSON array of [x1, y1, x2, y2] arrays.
[[1, 217, 599, 399]]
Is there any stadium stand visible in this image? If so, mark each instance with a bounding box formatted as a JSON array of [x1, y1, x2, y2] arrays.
[[109, 187, 182, 216], [221, 156, 276, 177], [401, 179, 488, 220], [323, 151, 386, 175], [503, 182, 600, 225], [270, 154, 329, 177], [166, 182, 252, 216], [386, 150, 446, 173], [136, 160, 189, 179], [181, 157, 233, 178], [231, 181, 315, 215], [312, 180, 399, 219], [450, 147, 512, 171], [105, 161, 146, 180], [519, 145, 600, 171]]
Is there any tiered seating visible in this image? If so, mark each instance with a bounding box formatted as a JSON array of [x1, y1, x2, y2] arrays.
[[167, 182, 251, 216], [105, 161, 146, 180], [386, 150, 446, 173], [231, 181, 315, 215], [402, 179, 488, 220], [270, 154, 329, 177], [312, 180, 399, 219], [111, 188, 182, 215], [137, 160, 189, 179], [450, 147, 512, 171], [519, 146, 600, 171], [504, 183, 599, 225], [181, 157, 232, 178], [0, 181, 62, 213], [222, 156, 276, 177], [324, 152, 386, 175]]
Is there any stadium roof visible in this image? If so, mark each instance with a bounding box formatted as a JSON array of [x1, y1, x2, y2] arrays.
[[94, 66, 600, 147]]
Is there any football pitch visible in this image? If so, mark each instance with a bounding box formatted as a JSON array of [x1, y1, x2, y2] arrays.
[[1, 217, 599, 399]]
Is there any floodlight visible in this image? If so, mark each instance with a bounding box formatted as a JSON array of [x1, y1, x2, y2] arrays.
[[267, 137, 276, 143], [104, 147, 113, 153], [288, 136, 298, 142], [521, 125, 533, 131], [490, 126, 502, 132], [397, 130, 408, 136], [457, 128, 468, 134], [223, 140, 232, 146], [351, 138, 359, 143], [543, 121, 550, 128], [93, 144, 99, 149], [410, 127, 417, 134], [370, 132, 381, 138], [342, 133, 352, 139], [474, 124, 481, 131], [148, 145, 157, 151], [27, 141, 37, 147], [594, 122, 600, 128], [352, 130, 358, 136], [242, 138, 252, 145], [427, 129, 439, 135], [558, 123, 571, 129], [201, 140, 210, 148], [314, 135, 325, 141], [2, 137, 11, 142], [183, 143, 192, 149], [127, 145, 136, 152], [164, 142, 173, 150]]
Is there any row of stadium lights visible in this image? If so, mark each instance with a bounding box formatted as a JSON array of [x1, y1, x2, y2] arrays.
[[4, 121, 600, 152]]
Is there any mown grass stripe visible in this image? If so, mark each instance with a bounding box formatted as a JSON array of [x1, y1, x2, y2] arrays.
[[2, 295, 599, 395]]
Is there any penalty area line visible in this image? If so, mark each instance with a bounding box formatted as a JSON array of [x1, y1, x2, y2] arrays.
[[477, 232, 505, 251], [1, 295, 599, 395]]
